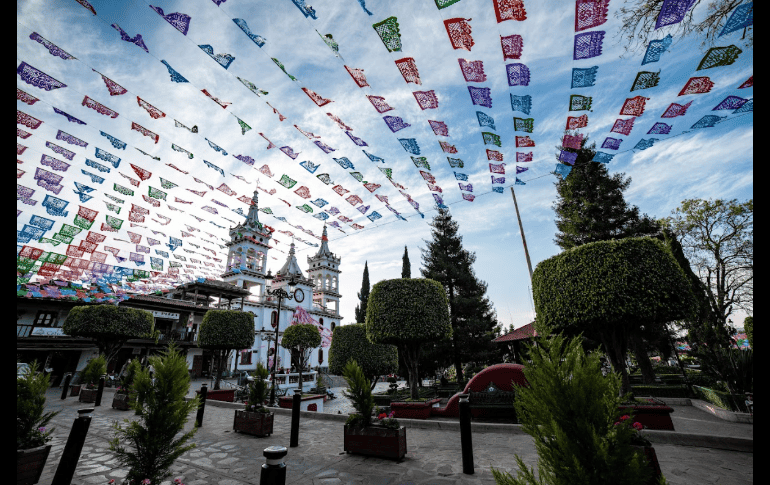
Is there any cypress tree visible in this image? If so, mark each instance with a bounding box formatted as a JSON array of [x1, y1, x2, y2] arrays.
[[354, 261, 370, 323], [401, 246, 411, 278], [421, 207, 499, 383]]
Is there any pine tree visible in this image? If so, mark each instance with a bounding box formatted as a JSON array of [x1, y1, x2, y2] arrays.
[[553, 134, 658, 251], [354, 261, 370, 323], [421, 207, 499, 382], [401, 246, 411, 278]]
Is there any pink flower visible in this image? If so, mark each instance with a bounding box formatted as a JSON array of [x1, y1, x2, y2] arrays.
[[632, 422, 644, 431], [388, 411, 395, 418], [613, 421, 620, 426], [620, 415, 630, 421], [108, 480, 115, 484], [142, 479, 151, 485], [174, 480, 183, 485]]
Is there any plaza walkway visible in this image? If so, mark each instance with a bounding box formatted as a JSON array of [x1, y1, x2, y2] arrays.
[[37, 387, 752, 485]]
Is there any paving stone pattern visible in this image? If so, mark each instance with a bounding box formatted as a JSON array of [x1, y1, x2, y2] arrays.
[[38, 389, 752, 485]]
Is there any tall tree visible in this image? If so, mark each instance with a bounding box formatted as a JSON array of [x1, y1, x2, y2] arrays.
[[354, 261, 370, 323], [617, 0, 753, 52], [553, 134, 659, 251], [401, 246, 411, 278], [554, 135, 661, 383], [421, 207, 500, 383]]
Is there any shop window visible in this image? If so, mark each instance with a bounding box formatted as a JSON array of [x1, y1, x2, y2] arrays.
[[240, 350, 252, 365]]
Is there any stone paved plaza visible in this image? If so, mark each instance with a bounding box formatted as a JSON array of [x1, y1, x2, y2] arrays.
[[36, 387, 752, 485]]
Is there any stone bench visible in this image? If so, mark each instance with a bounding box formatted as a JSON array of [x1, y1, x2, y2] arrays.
[[469, 383, 517, 419]]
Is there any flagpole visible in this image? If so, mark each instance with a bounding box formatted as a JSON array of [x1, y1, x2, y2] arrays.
[[510, 186, 533, 282]]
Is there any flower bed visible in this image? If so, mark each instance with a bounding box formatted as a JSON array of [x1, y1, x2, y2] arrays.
[[390, 398, 441, 419], [197, 388, 235, 402], [343, 425, 406, 460], [692, 385, 749, 412], [278, 393, 324, 412], [233, 410, 274, 437], [618, 399, 675, 430]]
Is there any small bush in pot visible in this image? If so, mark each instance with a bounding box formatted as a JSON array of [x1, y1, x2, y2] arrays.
[[81, 355, 107, 389], [234, 363, 274, 437], [17, 361, 59, 485]]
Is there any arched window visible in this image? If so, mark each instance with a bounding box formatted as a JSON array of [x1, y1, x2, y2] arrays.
[[319, 318, 324, 326], [318, 348, 324, 364], [271, 311, 278, 328], [331, 322, 336, 333]]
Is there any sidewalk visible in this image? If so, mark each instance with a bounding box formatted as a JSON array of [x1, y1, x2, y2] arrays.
[[38, 388, 752, 485]]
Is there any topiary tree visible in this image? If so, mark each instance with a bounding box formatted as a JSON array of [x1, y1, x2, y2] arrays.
[[532, 237, 696, 396], [110, 344, 198, 484], [281, 323, 321, 392], [366, 278, 452, 400], [328, 323, 398, 390], [198, 310, 255, 390], [63, 305, 154, 367]]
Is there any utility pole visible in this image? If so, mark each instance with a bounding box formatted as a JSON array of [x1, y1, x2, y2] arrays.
[[510, 186, 534, 282]]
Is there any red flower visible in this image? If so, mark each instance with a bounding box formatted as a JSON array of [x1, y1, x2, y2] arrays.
[[620, 415, 630, 421], [378, 413, 387, 420], [632, 422, 644, 431]]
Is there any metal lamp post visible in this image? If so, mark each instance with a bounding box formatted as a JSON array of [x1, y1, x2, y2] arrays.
[[265, 271, 297, 406]]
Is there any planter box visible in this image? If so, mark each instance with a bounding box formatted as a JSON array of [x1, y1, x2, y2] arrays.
[[344, 425, 406, 460], [17, 444, 51, 485], [197, 389, 235, 402], [69, 384, 81, 397], [619, 403, 675, 430], [79, 388, 98, 403], [632, 445, 662, 485], [112, 393, 131, 411], [278, 394, 324, 412], [233, 410, 274, 437], [390, 398, 441, 420]]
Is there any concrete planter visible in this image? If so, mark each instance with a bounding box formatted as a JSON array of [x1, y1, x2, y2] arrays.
[[69, 384, 81, 397], [631, 445, 663, 484], [112, 393, 131, 410], [343, 425, 406, 460], [17, 444, 51, 485], [619, 403, 675, 430], [278, 394, 324, 412], [390, 398, 441, 420], [233, 410, 274, 437], [197, 388, 235, 402], [78, 388, 98, 403]]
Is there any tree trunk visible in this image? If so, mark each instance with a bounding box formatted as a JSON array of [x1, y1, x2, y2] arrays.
[[404, 345, 420, 400], [370, 375, 379, 392], [601, 331, 632, 398], [213, 350, 224, 390], [448, 282, 464, 383], [630, 330, 656, 384]]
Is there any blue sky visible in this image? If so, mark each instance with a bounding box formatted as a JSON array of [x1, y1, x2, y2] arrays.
[[17, 0, 753, 329]]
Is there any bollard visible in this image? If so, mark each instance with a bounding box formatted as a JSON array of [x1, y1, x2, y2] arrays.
[[94, 374, 106, 407], [290, 389, 301, 447], [196, 384, 208, 427], [458, 393, 474, 474], [260, 445, 288, 485], [60, 373, 72, 400], [51, 408, 94, 485]]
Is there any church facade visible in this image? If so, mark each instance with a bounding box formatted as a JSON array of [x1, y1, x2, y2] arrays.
[[216, 189, 342, 374]]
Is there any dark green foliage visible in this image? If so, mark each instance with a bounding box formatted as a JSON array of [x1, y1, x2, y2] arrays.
[[553, 135, 659, 251], [118, 358, 142, 395], [63, 305, 154, 365], [281, 323, 321, 391], [744, 316, 753, 349], [246, 362, 270, 412], [421, 207, 501, 382], [328, 323, 398, 389], [354, 261, 370, 323], [110, 345, 198, 484], [80, 355, 107, 387], [491, 335, 653, 485], [198, 310, 255, 390], [342, 359, 374, 427], [533, 237, 696, 395], [402, 245, 411, 278], [366, 278, 451, 399], [17, 361, 59, 449]]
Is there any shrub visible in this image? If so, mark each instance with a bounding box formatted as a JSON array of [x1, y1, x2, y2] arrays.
[[328, 323, 398, 390], [63, 305, 154, 365], [110, 345, 199, 484], [80, 355, 107, 388], [246, 362, 270, 413], [366, 278, 452, 400], [117, 358, 142, 395], [17, 361, 59, 449], [342, 359, 374, 427], [491, 334, 656, 485]]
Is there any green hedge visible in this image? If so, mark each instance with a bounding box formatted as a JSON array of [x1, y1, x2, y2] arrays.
[[366, 278, 451, 345], [64, 305, 154, 340], [693, 385, 748, 413], [328, 323, 397, 378], [533, 237, 696, 331], [631, 385, 689, 398]]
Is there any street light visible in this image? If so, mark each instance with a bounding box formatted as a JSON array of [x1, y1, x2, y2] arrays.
[[264, 270, 298, 406]]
